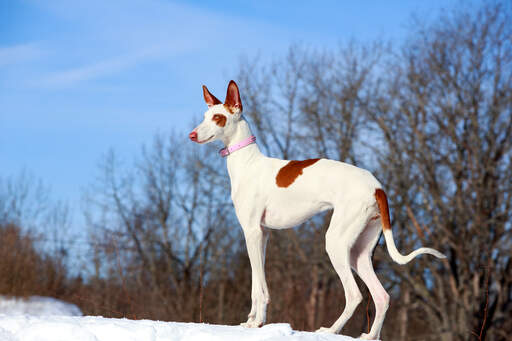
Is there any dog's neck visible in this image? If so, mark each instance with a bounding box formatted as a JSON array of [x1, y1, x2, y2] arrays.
[[222, 118, 263, 182], [220, 117, 254, 147]]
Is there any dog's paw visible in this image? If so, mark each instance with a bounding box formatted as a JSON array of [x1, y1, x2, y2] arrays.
[[240, 319, 263, 328], [315, 327, 335, 333], [359, 332, 378, 340]]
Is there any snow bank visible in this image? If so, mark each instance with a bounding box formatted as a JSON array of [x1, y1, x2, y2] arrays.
[[0, 296, 82, 317], [0, 316, 364, 341]]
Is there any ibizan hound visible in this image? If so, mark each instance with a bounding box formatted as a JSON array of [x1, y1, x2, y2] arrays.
[[189, 80, 446, 340]]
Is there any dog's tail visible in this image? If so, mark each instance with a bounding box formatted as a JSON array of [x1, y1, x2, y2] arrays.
[[374, 188, 446, 265]]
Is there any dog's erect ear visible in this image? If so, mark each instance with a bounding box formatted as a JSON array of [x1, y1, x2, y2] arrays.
[[203, 85, 222, 107], [224, 80, 242, 114]]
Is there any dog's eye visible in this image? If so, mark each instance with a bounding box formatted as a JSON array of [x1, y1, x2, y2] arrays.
[[212, 113, 227, 127]]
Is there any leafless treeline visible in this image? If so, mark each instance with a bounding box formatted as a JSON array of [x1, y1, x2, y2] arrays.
[[1, 2, 510, 340]]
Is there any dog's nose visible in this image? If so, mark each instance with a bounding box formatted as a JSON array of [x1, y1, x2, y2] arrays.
[[189, 131, 198, 142]]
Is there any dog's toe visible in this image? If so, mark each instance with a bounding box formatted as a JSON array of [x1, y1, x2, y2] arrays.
[[240, 320, 263, 328], [315, 327, 335, 333], [359, 332, 378, 340]]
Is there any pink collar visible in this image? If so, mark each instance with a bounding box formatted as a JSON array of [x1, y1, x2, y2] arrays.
[[219, 135, 256, 157]]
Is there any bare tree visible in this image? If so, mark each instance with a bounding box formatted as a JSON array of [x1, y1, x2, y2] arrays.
[[84, 133, 240, 321], [0, 170, 49, 228], [0, 171, 75, 300], [364, 2, 512, 340]]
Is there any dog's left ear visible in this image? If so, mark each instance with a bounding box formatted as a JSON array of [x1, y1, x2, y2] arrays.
[[203, 85, 222, 107], [224, 80, 242, 114]]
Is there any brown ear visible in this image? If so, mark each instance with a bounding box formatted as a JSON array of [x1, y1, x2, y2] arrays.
[[224, 80, 242, 114], [202, 85, 222, 107]]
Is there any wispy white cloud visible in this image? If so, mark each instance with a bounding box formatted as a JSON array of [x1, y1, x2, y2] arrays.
[[38, 44, 183, 87], [39, 54, 141, 86], [0, 43, 45, 67], [30, 0, 296, 88]]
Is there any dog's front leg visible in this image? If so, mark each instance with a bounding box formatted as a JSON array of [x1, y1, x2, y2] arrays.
[[240, 225, 270, 328]]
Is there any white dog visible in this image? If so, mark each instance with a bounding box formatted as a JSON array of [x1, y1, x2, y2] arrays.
[[189, 80, 445, 340]]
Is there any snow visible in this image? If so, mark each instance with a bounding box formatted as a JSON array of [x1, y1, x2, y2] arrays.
[[0, 316, 363, 341], [0, 296, 82, 317], [0, 296, 365, 341]]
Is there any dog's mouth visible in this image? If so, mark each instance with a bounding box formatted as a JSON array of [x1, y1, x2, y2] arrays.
[[198, 135, 214, 144]]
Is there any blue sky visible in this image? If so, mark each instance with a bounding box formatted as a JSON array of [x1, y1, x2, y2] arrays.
[[1, 0, 471, 227]]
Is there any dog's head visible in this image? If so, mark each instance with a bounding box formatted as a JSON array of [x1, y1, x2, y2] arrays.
[[189, 80, 243, 144]]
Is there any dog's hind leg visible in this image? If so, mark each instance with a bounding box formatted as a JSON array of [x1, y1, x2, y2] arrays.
[[316, 206, 369, 334], [351, 219, 390, 340]]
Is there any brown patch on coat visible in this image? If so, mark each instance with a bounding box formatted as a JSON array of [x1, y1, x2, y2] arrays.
[[275, 159, 320, 188], [212, 114, 227, 127], [374, 189, 391, 231]]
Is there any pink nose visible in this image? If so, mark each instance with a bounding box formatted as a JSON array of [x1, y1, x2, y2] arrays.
[[189, 131, 198, 142]]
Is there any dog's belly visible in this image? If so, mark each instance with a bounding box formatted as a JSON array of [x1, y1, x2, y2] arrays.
[[261, 200, 332, 229]]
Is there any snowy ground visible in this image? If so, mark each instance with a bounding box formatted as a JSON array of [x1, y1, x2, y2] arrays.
[[0, 296, 365, 341], [0, 296, 82, 317], [0, 317, 362, 341]]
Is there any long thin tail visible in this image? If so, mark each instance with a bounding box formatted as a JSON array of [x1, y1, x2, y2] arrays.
[[374, 189, 446, 265]]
